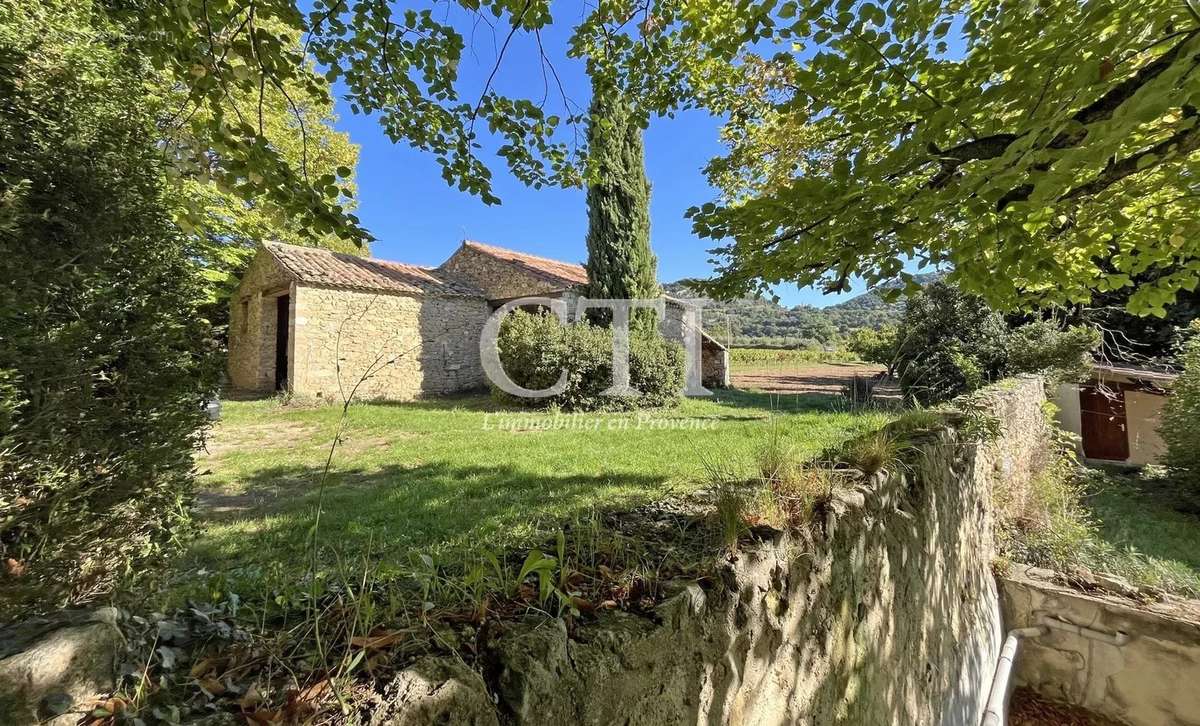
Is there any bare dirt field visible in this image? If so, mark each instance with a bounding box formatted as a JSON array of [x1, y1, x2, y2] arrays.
[[732, 361, 894, 397]]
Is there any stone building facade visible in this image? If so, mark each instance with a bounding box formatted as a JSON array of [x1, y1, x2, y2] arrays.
[[228, 240, 729, 401], [440, 240, 588, 301]]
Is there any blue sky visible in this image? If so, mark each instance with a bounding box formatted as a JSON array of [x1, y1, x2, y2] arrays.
[[328, 12, 867, 308]]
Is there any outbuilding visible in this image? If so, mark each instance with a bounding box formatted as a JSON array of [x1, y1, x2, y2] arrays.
[[1054, 364, 1177, 466], [227, 240, 730, 401]]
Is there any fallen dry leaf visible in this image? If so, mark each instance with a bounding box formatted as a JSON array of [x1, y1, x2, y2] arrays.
[[3, 558, 24, 577], [295, 679, 331, 704], [87, 696, 127, 716], [244, 709, 283, 725], [350, 630, 407, 649], [197, 677, 226, 697], [239, 682, 263, 710], [189, 656, 224, 679], [282, 679, 332, 721]]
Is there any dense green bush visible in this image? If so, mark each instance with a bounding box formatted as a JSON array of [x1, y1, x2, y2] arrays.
[[846, 325, 898, 366], [894, 283, 1010, 405], [0, 6, 217, 613], [1161, 322, 1200, 487], [893, 283, 1101, 405], [1006, 320, 1101, 383], [493, 311, 684, 411]]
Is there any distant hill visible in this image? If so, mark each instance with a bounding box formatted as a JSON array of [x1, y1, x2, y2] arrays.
[[666, 272, 942, 348]]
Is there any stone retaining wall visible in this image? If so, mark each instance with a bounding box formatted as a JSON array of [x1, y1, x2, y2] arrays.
[[379, 377, 1054, 725]]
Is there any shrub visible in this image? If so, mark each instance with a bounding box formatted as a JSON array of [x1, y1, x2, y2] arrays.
[[0, 7, 218, 614], [1006, 320, 1100, 382], [846, 325, 898, 366], [1161, 322, 1200, 487], [492, 311, 684, 411], [893, 283, 1011, 405]]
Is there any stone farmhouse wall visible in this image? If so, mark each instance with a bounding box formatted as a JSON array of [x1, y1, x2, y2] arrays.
[[439, 245, 572, 300], [228, 251, 294, 392], [290, 285, 489, 401], [229, 242, 729, 399], [662, 298, 730, 388]]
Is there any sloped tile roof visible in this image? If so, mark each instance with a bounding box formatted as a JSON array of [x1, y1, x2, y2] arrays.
[[264, 242, 483, 298], [462, 240, 589, 288]]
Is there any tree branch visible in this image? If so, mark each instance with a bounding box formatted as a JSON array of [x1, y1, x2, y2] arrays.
[[1061, 117, 1200, 201], [469, 0, 532, 132]]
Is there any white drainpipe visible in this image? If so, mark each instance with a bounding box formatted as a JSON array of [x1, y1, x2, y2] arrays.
[[980, 615, 1130, 726], [981, 625, 1047, 726]]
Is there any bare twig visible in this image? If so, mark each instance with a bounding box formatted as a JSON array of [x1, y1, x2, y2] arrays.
[[469, 0, 533, 132]]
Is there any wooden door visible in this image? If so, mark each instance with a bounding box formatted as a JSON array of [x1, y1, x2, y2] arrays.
[[274, 294, 290, 391], [1079, 385, 1129, 461]]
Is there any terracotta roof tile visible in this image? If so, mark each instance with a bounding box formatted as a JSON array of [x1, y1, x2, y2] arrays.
[[462, 240, 588, 288], [264, 242, 483, 297]]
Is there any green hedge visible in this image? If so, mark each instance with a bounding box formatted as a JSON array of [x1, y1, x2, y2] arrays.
[[0, 6, 217, 614], [1162, 322, 1200, 487], [492, 311, 684, 411]]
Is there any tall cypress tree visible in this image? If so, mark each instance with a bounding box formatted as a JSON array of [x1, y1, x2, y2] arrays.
[[583, 91, 659, 332]]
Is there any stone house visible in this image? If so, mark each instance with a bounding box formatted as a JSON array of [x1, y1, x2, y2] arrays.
[[227, 240, 729, 401]]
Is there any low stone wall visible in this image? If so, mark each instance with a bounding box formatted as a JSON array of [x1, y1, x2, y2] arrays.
[[378, 377, 1053, 725], [1001, 566, 1200, 726]]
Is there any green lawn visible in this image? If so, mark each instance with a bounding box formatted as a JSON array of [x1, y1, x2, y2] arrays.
[[184, 389, 889, 593], [1082, 469, 1200, 596]]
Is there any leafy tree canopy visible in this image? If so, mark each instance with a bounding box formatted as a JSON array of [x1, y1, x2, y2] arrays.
[[686, 0, 1200, 315], [166, 36, 364, 305], [104, 0, 765, 246], [106, 0, 1200, 316]]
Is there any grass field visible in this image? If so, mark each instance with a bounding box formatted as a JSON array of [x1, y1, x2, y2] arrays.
[[729, 347, 858, 373], [1082, 469, 1200, 596], [183, 389, 890, 596]]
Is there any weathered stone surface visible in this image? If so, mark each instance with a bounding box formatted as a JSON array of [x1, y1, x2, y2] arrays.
[[228, 241, 732, 401], [384, 378, 1053, 725], [1001, 565, 1200, 726], [227, 249, 295, 393], [227, 246, 491, 401], [0, 608, 123, 726], [291, 285, 489, 401], [360, 656, 499, 726], [661, 299, 730, 388], [439, 243, 579, 302]]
